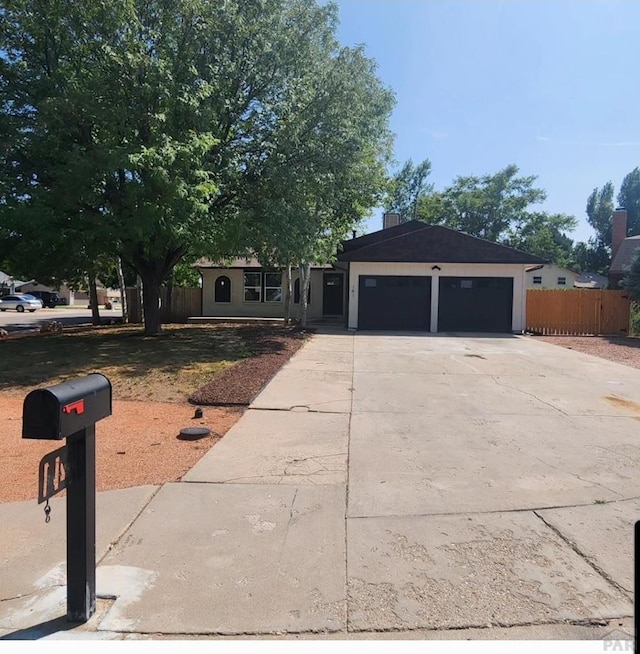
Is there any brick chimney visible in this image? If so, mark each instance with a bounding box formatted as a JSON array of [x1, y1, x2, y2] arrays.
[[382, 212, 400, 229], [611, 208, 628, 259]]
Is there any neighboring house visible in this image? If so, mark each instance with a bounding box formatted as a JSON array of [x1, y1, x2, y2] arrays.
[[196, 258, 345, 321], [336, 218, 547, 332], [15, 280, 119, 306], [526, 264, 580, 289], [17, 281, 73, 304], [525, 264, 608, 290], [610, 208, 639, 288], [0, 271, 32, 294], [573, 271, 608, 289]]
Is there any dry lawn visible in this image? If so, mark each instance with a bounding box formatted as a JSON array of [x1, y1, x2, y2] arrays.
[[0, 323, 251, 402]]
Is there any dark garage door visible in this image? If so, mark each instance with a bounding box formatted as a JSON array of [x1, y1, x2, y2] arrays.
[[438, 277, 513, 333], [358, 276, 431, 330]]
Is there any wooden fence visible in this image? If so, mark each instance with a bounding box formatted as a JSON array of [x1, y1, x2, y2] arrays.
[[526, 289, 630, 336], [125, 287, 201, 324]]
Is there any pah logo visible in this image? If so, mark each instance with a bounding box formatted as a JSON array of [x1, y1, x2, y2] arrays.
[[602, 628, 633, 651]]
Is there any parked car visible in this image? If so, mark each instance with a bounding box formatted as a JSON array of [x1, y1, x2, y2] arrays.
[[0, 294, 43, 312], [25, 290, 64, 308]]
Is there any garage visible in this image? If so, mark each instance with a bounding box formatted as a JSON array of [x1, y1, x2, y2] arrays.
[[338, 220, 546, 333], [358, 275, 431, 330], [438, 276, 514, 333]]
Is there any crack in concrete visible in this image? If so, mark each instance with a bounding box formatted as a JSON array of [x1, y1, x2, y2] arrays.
[[98, 485, 163, 564], [85, 614, 633, 638], [491, 376, 568, 415], [284, 453, 347, 476], [345, 331, 355, 633], [531, 456, 623, 499], [274, 489, 299, 582], [347, 493, 640, 520], [0, 584, 65, 603], [249, 406, 348, 415], [533, 511, 632, 599]]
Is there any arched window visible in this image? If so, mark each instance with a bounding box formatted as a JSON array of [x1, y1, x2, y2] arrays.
[[294, 278, 311, 304], [214, 275, 231, 303]]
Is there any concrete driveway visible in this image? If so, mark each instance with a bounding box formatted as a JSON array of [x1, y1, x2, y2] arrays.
[[1, 331, 636, 639]]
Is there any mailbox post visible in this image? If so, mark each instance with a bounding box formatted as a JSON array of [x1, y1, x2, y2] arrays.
[[22, 373, 112, 623]]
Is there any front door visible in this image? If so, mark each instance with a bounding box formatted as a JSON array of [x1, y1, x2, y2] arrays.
[[322, 273, 344, 316]]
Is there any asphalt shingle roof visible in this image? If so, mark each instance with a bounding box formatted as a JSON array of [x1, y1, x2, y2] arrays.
[[610, 236, 640, 274], [338, 221, 548, 265]]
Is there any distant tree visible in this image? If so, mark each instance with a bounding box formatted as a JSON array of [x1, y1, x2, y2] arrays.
[[570, 240, 610, 275], [417, 165, 547, 242], [385, 159, 433, 221], [586, 183, 615, 248], [415, 165, 576, 260], [505, 212, 576, 266], [169, 262, 201, 288], [618, 168, 640, 235], [622, 248, 640, 300]]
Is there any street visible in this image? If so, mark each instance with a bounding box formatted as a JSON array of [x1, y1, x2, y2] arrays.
[[0, 307, 123, 333]]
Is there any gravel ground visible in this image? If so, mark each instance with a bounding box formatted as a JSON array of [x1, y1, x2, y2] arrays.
[[535, 335, 640, 369], [0, 395, 244, 503]]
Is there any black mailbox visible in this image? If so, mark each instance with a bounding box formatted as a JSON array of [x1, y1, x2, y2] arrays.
[[23, 373, 112, 440]]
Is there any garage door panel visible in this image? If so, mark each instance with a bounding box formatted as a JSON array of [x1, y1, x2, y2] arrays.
[[438, 277, 513, 333], [358, 276, 431, 331]]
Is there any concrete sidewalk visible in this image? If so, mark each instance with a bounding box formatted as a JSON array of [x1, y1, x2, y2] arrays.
[[0, 331, 636, 641]]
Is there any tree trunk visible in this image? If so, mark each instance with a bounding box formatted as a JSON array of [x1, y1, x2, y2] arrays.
[[128, 244, 189, 334], [166, 277, 173, 324], [88, 277, 101, 326], [140, 270, 163, 336], [116, 257, 129, 323], [283, 264, 292, 325], [135, 275, 144, 324], [299, 263, 311, 329]]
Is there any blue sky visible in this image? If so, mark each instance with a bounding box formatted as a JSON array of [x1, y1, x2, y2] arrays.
[[333, 0, 640, 242]]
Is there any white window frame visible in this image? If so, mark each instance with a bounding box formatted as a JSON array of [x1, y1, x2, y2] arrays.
[[264, 272, 283, 303], [533, 276, 542, 285], [557, 276, 567, 286], [243, 272, 262, 302]]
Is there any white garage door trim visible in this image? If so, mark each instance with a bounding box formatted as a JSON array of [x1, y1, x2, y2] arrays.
[[348, 262, 528, 332]]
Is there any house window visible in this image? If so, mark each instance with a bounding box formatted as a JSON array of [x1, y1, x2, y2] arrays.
[[557, 277, 566, 286], [264, 272, 283, 302], [294, 278, 311, 304], [533, 276, 542, 285], [243, 271, 283, 303], [243, 272, 262, 302], [214, 275, 231, 303]]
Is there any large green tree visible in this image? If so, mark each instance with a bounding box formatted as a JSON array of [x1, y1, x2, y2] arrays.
[[0, 0, 393, 334]]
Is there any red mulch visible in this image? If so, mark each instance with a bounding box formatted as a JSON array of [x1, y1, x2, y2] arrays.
[[189, 326, 309, 405], [536, 335, 640, 370]]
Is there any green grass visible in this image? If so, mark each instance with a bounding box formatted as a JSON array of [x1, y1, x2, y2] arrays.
[[0, 324, 252, 403]]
